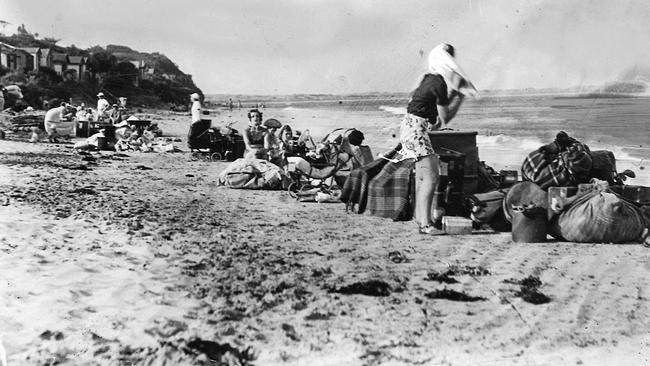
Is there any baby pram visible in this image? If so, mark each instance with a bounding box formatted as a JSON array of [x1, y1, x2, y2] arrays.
[[187, 119, 245, 161], [286, 128, 369, 201]]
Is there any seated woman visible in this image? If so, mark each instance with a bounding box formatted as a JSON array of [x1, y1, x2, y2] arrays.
[[242, 108, 268, 159]]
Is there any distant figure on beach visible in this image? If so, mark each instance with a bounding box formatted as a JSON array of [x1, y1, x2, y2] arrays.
[[228, 98, 234, 112], [243, 108, 268, 159], [237, 100, 242, 109], [96, 92, 110, 121], [190, 93, 202, 124], [400, 43, 477, 235]]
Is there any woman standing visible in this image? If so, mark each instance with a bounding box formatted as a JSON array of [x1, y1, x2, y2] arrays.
[[400, 43, 477, 234], [190, 93, 202, 124]]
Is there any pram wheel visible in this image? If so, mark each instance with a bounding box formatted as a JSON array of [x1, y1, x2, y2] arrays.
[[190, 151, 202, 161], [287, 182, 315, 199], [287, 182, 300, 198], [210, 152, 223, 161]]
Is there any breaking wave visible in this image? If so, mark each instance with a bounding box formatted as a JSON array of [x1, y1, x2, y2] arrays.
[[378, 105, 406, 116]]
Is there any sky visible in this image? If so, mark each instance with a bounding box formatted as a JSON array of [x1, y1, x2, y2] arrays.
[[2, 0, 650, 95]]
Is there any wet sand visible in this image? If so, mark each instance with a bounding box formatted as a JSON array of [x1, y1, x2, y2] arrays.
[[0, 109, 648, 365]]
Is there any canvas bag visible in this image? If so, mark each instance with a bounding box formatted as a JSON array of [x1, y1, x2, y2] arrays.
[[549, 190, 645, 243]]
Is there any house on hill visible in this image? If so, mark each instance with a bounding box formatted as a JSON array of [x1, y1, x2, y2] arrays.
[[67, 55, 87, 81], [18, 47, 41, 71], [128, 59, 149, 86], [40, 48, 52, 68], [51, 52, 68, 75], [0, 42, 34, 72]]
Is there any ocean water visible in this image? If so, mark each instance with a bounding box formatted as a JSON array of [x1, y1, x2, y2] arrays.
[[259, 94, 649, 186]]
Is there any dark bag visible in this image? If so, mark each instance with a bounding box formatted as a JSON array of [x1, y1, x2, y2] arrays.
[[589, 150, 617, 184], [466, 189, 511, 231]]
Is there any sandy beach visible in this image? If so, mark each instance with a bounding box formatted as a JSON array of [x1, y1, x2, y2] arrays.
[[1, 107, 649, 366]]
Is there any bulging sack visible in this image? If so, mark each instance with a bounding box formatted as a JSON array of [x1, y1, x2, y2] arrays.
[[549, 190, 645, 243]]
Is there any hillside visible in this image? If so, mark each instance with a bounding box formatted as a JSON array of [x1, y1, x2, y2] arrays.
[[0, 27, 201, 109]]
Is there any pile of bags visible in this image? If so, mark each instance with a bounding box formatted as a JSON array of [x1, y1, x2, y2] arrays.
[[464, 131, 649, 244]]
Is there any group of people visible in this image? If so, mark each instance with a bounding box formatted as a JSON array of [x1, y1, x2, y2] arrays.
[[41, 92, 130, 143], [213, 41, 478, 236]]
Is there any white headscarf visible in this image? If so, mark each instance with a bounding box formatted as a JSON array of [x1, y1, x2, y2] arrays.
[[428, 43, 478, 97]]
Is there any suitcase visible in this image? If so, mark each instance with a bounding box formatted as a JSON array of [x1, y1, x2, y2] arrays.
[[618, 185, 650, 205], [435, 148, 466, 216], [465, 189, 511, 231]]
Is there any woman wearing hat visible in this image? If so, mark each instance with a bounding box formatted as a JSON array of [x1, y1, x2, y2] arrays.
[[399, 43, 478, 235]]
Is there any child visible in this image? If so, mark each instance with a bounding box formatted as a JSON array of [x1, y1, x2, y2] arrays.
[[29, 127, 40, 143]]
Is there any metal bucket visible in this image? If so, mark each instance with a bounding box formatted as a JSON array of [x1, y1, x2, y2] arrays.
[[511, 205, 547, 243]]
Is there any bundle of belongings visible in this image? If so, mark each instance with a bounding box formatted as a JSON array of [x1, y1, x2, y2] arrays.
[[341, 144, 514, 223], [466, 131, 649, 243], [521, 131, 593, 189], [286, 128, 373, 201], [216, 158, 290, 190], [340, 145, 415, 221], [114, 121, 177, 153]]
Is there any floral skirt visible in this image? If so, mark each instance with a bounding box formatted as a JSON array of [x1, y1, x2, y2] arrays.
[[399, 113, 437, 159]]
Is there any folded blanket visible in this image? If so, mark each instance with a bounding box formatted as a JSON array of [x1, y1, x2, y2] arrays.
[[366, 159, 415, 221]]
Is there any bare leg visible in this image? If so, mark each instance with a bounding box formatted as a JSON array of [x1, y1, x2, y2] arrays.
[[415, 154, 440, 227]]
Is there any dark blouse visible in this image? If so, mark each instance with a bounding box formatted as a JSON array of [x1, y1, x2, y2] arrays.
[[406, 73, 449, 122]]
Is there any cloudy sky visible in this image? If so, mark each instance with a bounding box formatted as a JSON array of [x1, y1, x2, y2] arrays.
[[2, 0, 650, 94]]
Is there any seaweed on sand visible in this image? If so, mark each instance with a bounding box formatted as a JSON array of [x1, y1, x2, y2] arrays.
[[424, 288, 486, 302], [329, 279, 392, 297]]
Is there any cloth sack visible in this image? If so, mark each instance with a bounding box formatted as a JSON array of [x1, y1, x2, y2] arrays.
[[549, 190, 645, 243], [217, 158, 290, 190]]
